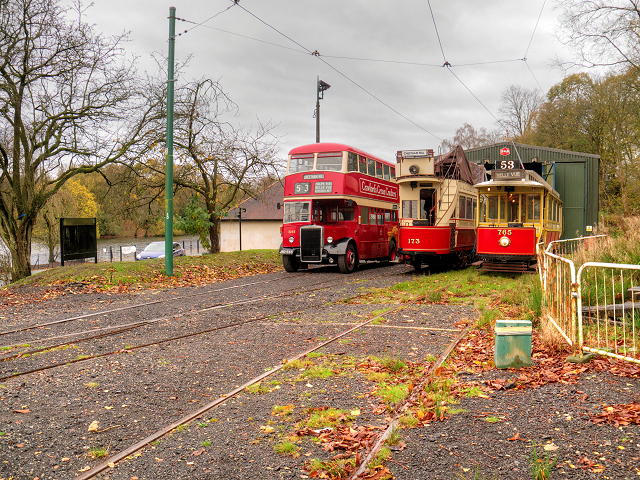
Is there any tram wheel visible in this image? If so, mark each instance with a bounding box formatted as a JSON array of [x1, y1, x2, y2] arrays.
[[282, 254, 300, 272], [388, 240, 397, 263], [338, 244, 358, 274]]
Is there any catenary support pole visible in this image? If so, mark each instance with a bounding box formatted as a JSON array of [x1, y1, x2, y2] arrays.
[[165, 7, 176, 276]]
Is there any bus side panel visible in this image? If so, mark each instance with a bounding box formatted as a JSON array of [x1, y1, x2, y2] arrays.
[[477, 227, 536, 256], [455, 228, 476, 250], [399, 226, 451, 254]]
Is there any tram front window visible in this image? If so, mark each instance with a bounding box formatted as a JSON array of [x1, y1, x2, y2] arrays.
[[487, 196, 498, 220], [507, 193, 520, 222], [420, 188, 436, 225]]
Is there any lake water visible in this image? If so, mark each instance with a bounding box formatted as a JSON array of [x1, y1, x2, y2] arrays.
[[28, 235, 202, 267]]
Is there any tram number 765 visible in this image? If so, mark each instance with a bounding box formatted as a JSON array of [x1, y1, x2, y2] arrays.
[[498, 229, 512, 235]]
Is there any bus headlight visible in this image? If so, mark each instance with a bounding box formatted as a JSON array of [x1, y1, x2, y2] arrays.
[[327, 236, 333, 244], [499, 236, 511, 247], [288, 236, 294, 244]]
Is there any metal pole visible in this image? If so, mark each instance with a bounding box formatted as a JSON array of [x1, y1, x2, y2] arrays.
[[238, 210, 242, 251], [315, 75, 320, 143], [165, 6, 176, 276]]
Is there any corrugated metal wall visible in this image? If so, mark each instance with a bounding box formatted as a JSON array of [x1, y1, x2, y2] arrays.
[[465, 143, 600, 239]]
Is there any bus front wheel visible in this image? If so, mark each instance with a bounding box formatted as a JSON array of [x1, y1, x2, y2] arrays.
[[283, 255, 300, 272], [338, 244, 358, 274]]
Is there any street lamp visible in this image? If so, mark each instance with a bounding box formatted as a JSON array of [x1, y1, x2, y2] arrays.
[[237, 207, 246, 251], [315, 77, 331, 143]]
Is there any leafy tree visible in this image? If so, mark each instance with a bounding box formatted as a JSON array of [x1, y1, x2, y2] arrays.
[[140, 78, 282, 253], [175, 195, 214, 251], [0, 0, 161, 281]]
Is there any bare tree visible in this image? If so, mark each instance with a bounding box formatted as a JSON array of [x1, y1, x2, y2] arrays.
[[140, 78, 282, 253], [559, 0, 640, 72], [0, 0, 161, 281], [440, 123, 502, 152], [498, 85, 544, 141]]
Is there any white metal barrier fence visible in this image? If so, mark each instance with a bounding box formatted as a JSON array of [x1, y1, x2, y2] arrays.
[[578, 263, 640, 365], [539, 236, 640, 364]]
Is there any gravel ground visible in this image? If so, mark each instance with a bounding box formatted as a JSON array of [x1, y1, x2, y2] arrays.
[[1, 263, 639, 480]]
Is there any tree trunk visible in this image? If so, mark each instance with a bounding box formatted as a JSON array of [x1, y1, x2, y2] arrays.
[[8, 223, 33, 282], [44, 216, 56, 263], [208, 215, 220, 253]]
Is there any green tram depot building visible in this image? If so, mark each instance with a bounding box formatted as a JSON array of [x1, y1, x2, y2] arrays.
[[465, 143, 600, 240]]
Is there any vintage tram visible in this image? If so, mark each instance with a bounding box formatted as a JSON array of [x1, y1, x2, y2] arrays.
[[475, 167, 562, 272], [396, 146, 485, 270], [279, 143, 399, 274]]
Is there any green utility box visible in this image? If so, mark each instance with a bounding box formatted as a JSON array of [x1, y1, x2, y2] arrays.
[[494, 320, 532, 369]]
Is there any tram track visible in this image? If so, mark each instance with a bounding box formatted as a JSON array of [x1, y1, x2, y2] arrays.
[[72, 297, 429, 480], [0, 266, 410, 380]]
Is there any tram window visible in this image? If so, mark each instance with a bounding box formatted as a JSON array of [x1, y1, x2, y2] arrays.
[[402, 200, 417, 219], [507, 194, 520, 222], [472, 199, 477, 220], [458, 197, 466, 219], [289, 154, 314, 173], [390, 167, 396, 180], [465, 198, 473, 219], [283, 201, 310, 223], [360, 206, 369, 224], [499, 195, 507, 221], [347, 152, 358, 172], [487, 196, 498, 220], [339, 207, 354, 221], [376, 162, 383, 178], [367, 158, 376, 176], [527, 194, 541, 221], [317, 152, 343, 171], [383, 164, 390, 180], [359, 156, 367, 174]]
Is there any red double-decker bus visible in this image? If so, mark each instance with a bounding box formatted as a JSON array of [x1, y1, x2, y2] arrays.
[[279, 143, 399, 273]]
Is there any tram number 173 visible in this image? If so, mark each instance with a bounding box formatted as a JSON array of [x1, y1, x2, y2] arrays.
[[407, 238, 421, 244], [498, 229, 512, 235]]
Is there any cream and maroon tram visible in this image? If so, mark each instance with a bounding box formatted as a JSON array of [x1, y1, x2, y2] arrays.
[[396, 146, 485, 270], [279, 143, 399, 274], [475, 168, 562, 272]]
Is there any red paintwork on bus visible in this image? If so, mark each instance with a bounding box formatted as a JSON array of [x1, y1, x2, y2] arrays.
[[282, 144, 399, 262], [284, 171, 399, 203], [477, 227, 537, 257]]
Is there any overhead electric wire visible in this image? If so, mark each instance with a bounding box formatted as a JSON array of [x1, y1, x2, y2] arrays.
[[445, 67, 501, 126], [524, 0, 548, 60], [427, 0, 448, 65], [174, 3, 236, 37], [524, 59, 543, 90], [233, 1, 443, 141]]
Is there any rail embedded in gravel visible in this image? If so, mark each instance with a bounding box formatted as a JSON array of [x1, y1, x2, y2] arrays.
[[72, 296, 428, 480], [0, 266, 408, 380]]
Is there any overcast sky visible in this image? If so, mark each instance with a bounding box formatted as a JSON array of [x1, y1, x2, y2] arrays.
[[83, 0, 573, 163]]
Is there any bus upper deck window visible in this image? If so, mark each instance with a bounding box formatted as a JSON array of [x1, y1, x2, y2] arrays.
[[289, 154, 313, 173], [390, 167, 396, 180], [316, 152, 343, 171], [383, 164, 390, 180], [367, 158, 376, 176], [376, 162, 383, 178], [359, 156, 367, 174], [347, 152, 358, 172]]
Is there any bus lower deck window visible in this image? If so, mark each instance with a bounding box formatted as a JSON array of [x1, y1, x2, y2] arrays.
[[360, 207, 369, 224]]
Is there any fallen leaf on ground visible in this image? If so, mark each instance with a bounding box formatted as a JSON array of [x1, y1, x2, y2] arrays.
[[87, 420, 99, 432], [14, 409, 30, 414], [544, 443, 559, 452]]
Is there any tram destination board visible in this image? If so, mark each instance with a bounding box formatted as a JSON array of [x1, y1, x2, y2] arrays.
[[492, 169, 526, 180]]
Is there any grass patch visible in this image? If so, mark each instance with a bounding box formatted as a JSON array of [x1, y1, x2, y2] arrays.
[[72, 354, 91, 361], [84, 382, 99, 388], [89, 446, 109, 459], [375, 383, 410, 406], [366, 371, 391, 383], [306, 352, 325, 359], [380, 356, 406, 373], [274, 441, 298, 455], [309, 457, 355, 478], [299, 365, 334, 379], [484, 416, 501, 423], [7, 249, 282, 289], [283, 358, 315, 371], [246, 382, 270, 395], [385, 427, 401, 446], [201, 440, 211, 447], [368, 446, 392, 469], [529, 443, 557, 480], [399, 413, 419, 428], [305, 408, 354, 428], [272, 405, 295, 416]]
